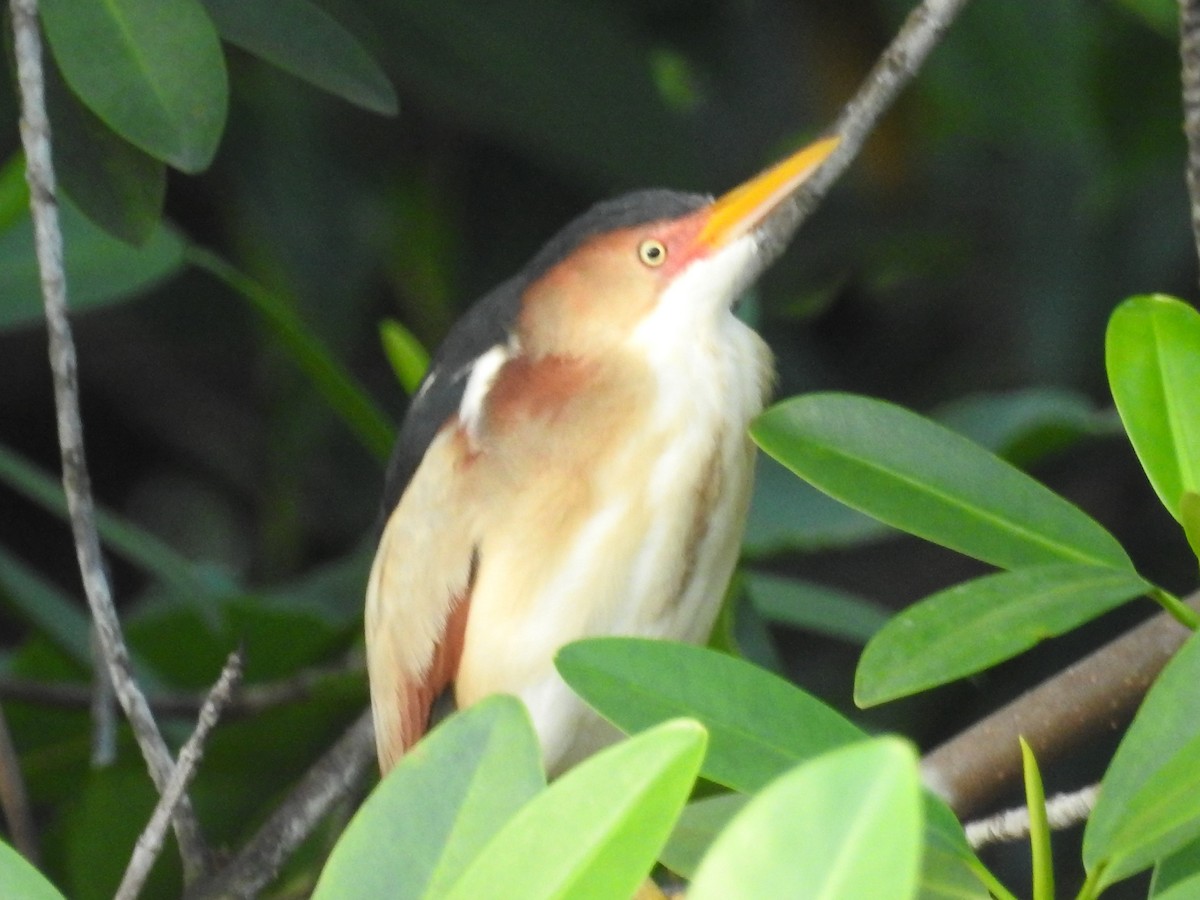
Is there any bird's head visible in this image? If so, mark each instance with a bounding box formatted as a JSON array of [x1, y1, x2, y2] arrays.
[[515, 135, 840, 360]]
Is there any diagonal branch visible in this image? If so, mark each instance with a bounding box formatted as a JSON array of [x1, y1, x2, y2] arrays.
[[117, 652, 244, 900], [8, 0, 209, 880]]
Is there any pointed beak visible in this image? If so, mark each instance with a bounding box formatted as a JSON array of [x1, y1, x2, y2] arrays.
[[697, 135, 840, 252]]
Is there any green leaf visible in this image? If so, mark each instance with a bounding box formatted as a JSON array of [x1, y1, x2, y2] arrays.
[[0, 839, 67, 900], [1086, 632, 1200, 888], [0, 201, 183, 331], [1181, 492, 1200, 566], [752, 393, 1133, 571], [744, 570, 889, 645], [689, 738, 923, 900], [0, 545, 93, 667], [441, 719, 706, 900], [556, 638, 864, 794], [0, 155, 28, 233], [40, 0, 227, 172], [313, 696, 544, 899], [199, 0, 397, 115], [1107, 295, 1200, 523], [1152, 835, 1200, 897], [743, 453, 893, 557], [921, 796, 996, 900], [1021, 738, 1053, 900], [856, 564, 1152, 705], [44, 52, 165, 245], [379, 318, 431, 395], [935, 387, 1115, 468], [660, 794, 746, 879]]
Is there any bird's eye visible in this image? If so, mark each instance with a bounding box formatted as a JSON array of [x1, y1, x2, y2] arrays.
[[638, 239, 667, 267]]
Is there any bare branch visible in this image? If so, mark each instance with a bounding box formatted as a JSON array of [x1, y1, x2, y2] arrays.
[[1180, 0, 1200, 281], [0, 661, 361, 720], [922, 592, 1200, 818], [90, 628, 117, 766], [185, 710, 375, 900], [8, 0, 209, 879], [965, 784, 1099, 849], [782, 0, 974, 235], [117, 652, 244, 900], [0, 704, 38, 863]]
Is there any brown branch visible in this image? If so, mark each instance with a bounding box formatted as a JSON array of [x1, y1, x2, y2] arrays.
[[184, 709, 375, 900], [117, 652, 244, 900], [0, 661, 361, 720], [0, 704, 38, 863], [8, 0, 209, 879], [1180, 0, 1200, 282], [921, 591, 1200, 818]]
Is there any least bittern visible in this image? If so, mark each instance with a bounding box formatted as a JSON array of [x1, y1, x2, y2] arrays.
[[367, 135, 839, 774]]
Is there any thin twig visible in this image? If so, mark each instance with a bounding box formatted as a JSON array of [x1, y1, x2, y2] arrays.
[[782, 0, 974, 235], [922, 591, 1200, 818], [117, 652, 244, 900], [0, 661, 362, 719], [1180, 0, 1200, 282], [0, 703, 38, 863], [184, 709, 375, 900], [89, 626, 117, 766], [965, 784, 1099, 849], [8, 0, 209, 879]]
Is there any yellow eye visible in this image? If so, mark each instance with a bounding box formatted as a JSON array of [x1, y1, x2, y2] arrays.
[[638, 239, 667, 267]]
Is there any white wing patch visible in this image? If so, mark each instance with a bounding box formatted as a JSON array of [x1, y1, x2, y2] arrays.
[[457, 343, 510, 442]]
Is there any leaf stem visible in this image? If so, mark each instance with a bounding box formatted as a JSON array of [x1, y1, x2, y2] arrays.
[[1151, 588, 1200, 630]]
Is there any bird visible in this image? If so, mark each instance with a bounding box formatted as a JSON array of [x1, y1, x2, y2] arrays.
[[366, 134, 839, 775]]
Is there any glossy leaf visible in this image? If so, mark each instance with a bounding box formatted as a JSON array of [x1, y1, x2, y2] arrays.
[[752, 393, 1132, 571], [1021, 739, 1053, 900], [0, 839, 67, 900], [659, 794, 747, 878], [935, 387, 1115, 468], [44, 53, 165, 245], [557, 638, 864, 793], [380, 317, 431, 395], [200, 0, 397, 115], [441, 719, 706, 900], [312, 696, 544, 899], [743, 453, 893, 557], [1152, 836, 1200, 897], [0, 201, 183, 331], [744, 570, 889, 645], [40, 0, 227, 172], [689, 738, 923, 900], [1086, 632, 1200, 888], [1182, 492, 1200, 565], [1107, 294, 1200, 523], [856, 564, 1152, 705]]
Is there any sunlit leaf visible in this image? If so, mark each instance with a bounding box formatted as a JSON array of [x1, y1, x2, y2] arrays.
[[379, 318, 431, 395], [1151, 835, 1200, 897], [1021, 738, 1053, 900], [856, 565, 1151, 705], [200, 0, 397, 115], [1183, 493, 1200, 565], [752, 393, 1132, 571], [1086, 633, 1200, 888], [0, 839, 67, 900], [659, 794, 746, 878], [557, 638, 864, 793], [689, 738, 923, 900], [312, 696, 543, 899], [1107, 294, 1200, 523], [441, 720, 706, 900], [0, 202, 183, 331], [40, 0, 227, 171]]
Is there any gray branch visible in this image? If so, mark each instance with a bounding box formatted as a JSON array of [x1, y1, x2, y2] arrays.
[[1180, 0, 1200, 281], [117, 652, 243, 900], [184, 710, 376, 900], [8, 0, 209, 880], [965, 784, 1099, 849]]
